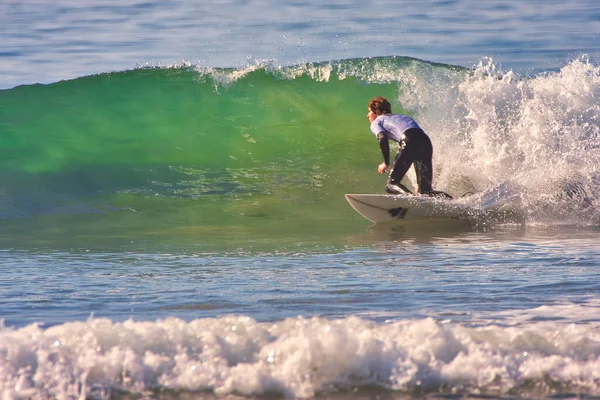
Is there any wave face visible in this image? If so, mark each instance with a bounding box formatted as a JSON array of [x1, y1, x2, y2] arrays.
[[1, 56, 599, 247]]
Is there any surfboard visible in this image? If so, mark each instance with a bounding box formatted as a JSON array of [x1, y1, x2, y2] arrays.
[[345, 193, 476, 223]]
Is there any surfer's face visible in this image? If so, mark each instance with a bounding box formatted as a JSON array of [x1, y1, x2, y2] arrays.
[[367, 108, 378, 123]]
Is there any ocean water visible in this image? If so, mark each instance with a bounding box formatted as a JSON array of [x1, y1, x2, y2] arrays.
[[2, 1, 600, 399]]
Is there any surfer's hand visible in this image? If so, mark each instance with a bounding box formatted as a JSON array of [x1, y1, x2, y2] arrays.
[[378, 162, 388, 174]]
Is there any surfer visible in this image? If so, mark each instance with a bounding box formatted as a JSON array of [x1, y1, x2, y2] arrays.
[[367, 96, 451, 198]]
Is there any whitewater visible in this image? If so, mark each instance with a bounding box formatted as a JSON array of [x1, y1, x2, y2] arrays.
[[2, 0, 600, 399]]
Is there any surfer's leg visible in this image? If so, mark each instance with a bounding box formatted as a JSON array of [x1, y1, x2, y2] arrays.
[[414, 138, 452, 198], [412, 134, 434, 194], [386, 150, 413, 194], [414, 160, 433, 194]]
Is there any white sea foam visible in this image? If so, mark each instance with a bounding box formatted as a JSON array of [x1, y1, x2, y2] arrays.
[[392, 56, 600, 224], [2, 302, 600, 399]]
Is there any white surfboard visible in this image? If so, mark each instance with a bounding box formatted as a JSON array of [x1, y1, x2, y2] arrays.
[[345, 193, 477, 223]]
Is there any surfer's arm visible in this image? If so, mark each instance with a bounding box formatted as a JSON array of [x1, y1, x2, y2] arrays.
[[377, 132, 390, 172]]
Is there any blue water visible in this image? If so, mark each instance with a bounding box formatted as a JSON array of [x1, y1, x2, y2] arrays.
[[2, 1, 600, 398], [4, 228, 600, 328], [2, 0, 600, 88]]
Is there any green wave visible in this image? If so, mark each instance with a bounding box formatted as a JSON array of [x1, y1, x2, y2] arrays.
[[0, 57, 468, 248]]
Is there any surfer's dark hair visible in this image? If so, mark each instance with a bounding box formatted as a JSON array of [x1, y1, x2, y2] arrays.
[[368, 96, 392, 115]]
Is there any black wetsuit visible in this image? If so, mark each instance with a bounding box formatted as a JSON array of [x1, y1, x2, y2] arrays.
[[388, 127, 433, 194], [370, 114, 450, 198]]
